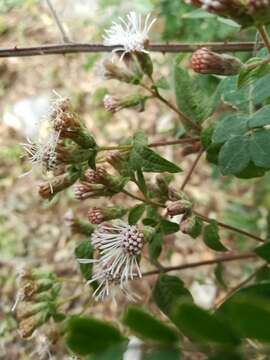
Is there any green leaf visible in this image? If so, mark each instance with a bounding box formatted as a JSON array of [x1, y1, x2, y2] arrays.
[[153, 274, 192, 317], [172, 301, 240, 347], [208, 351, 243, 360], [174, 64, 212, 125], [235, 161, 266, 179], [149, 232, 163, 262], [66, 317, 125, 356], [155, 77, 170, 90], [248, 105, 270, 128], [203, 220, 228, 252], [123, 307, 179, 343], [214, 263, 227, 290], [90, 344, 127, 360], [160, 219, 179, 235], [75, 240, 94, 282], [129, 144, 182, 173], [128, 204, 146, 225], [238, 59, 270, 89], [218, 135, 250, 175], [249, 130, 270, 168], [143, 349, 181, 360], [254, 241, 270, 262], [222, 296, 270, 342], [212, 113, 248, 145]]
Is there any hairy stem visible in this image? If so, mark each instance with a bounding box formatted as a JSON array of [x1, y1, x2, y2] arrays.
[[142, 253, 256, 277], [0, 42, 263, 58], [194, 211, 265, 243]]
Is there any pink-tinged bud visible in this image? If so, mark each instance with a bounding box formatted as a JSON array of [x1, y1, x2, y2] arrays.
[[64, 209, 94, 235], [247, 0, 270, 24], [191, 48, 243, 76], [85, 167, 108, 184], [103, 94, 147, 113], [166, 200, 193, 217], [88, 205, 126, 225], [185, 0, 253, 27], [103, 60, 142, 84], [73, 182, 105, 200]]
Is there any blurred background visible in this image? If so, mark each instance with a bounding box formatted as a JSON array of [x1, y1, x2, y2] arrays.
[[0, 0, 269, 359]]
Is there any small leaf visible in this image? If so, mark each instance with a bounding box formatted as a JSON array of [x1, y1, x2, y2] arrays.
[[203, 220, 228, 252], [66, 317, 125, 356], [160, 219, 179, 235], [128, 204, 146, 225], [238, 59, 270, 89], [218, 135, 250, 175], [122, 306, 179, 343], [149, 232, 163, 262], [212, 113, 248, 145], [155, 77, 170, 90], [254, 241, 270, 262], [248, 105, 270, 128], [153, 274, 192, 317], [75, 240, 94, 282], [129, 145, 182, 173], [172, 301, 240, 347], [249, 130, 270, 168]]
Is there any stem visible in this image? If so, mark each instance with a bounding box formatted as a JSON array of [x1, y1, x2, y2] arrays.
[[57, 294, 81, 306], [257, 25, 270, 53], [194, 211, 265, 243], [141, 83, 200, 132], [0, 42, 263, 58], [142, 253, 256, 277], [45, 0, 71, 43], [214, 264, 267, 310], [122, 189, 165, 208], [180, 148, 204, 191], [98, 145, 132, 152]]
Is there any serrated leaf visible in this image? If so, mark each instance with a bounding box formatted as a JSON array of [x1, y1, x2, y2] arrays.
[[75, 240, 94, 282], [218, 135, 250, 175], [249, 130, 270, 168], [238, 58, 270, 89], [129, 144, 182, 173], [128, 204, 146, 225], [172, 301, 240, 346], [254, 241, 270, 262], [66, 317, 125, 356], [212, 113, 248, 145], [203, 220, 228, 252], [248, 105, 270, 128], [123, 307, 179, 343], [153, 274, 192, 317], [174, 64, 213, 125]]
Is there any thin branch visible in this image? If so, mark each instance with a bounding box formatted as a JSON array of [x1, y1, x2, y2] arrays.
[[148, 137, 200, 147], [257, 25, 270, 53], [142, 252, 256, 277], [180, 148, 204, 191], [0, 42, 263, 58], [214, 264, 267, 310], [45, 0, 71, 43], [122, 189, 165, 208], [194, 211, 265, 243]]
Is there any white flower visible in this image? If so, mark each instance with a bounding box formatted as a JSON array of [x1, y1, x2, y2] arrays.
[[201, 0, 223, 10], [103, 11, 156, 59]]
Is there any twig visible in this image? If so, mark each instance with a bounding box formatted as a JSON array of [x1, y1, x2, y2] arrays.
[[214, 264, 267, 310], [142, 252, 256, 277], [257, 25, 270, 53], [194, 211, 265, 243], [0, 42, 263, 58], [45, 0, 71, 43], [122, 189, 165, 208], [180, 148, 204, 191]]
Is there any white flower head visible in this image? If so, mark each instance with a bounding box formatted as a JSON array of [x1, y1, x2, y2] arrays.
[[103, 11, 156, 60]]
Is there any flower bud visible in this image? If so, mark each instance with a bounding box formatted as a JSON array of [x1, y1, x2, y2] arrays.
[[106, 151, 130, 176], [17, 301, 48, 320], [103, 60, 142, 84], [181, 142, 202, 157], [88, 205, 126, 224], [73, 182, 106, 200], [247, 0, 270, 24], [135, 52, 153, 77], [38, 172, 78, 200], [166, 200, 193, 217], [180, 215, 202, 238], [168, 188, 188, 202], [186, 0, 253, 27], [84, 167, 127, 193], [191, 48, 243, 76], [65, 209, 95, 235], [103, 94, 148, 113], [18, 312, 49, 338]]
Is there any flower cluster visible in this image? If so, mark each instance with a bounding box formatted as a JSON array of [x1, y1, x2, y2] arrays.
[[78, 221, 144, 301]]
